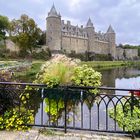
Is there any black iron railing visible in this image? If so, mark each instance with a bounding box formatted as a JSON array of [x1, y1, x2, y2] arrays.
[[0, 82, 140, 137]]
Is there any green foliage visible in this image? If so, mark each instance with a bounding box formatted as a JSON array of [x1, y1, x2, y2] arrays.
[[35, 62, 74, 87], [67, 52, 113, 61], [14, 61, 44, 82], [32, 49, 51, 60], [45, 98, 64, 122], [0, 47, 10, 59], [0, 70, 34, 130], [37, 31, 46, 45], [0, 109, 34, 130], [109, 99, 140, 132], [35, 59, 102, 123], [81, 60, 140, 69], [36, 61, 102, 90], [10, 14, 42, 54], [0, 15, 9, 40], [71, 65, 102, 94], [0, 91, 34, 131], [34, 59, 101, 124], [67, 51, 87, 61], [88, 53, 113, 61]]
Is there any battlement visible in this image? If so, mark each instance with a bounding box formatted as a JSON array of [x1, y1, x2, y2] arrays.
[[61, 20, 88, 38], [61, 20, 110, 42], [95, 31, 109, 42]]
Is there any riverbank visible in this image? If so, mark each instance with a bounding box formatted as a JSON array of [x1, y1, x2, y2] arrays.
[[1, 59, 140, 82], [0, 128, 135, 140], [81, 61, 140, 69]]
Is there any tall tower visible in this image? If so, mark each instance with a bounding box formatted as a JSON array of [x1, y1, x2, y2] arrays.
[[46, 4, 61, 53], [106, 25, 116, 59], [85, 18, 95, 52]]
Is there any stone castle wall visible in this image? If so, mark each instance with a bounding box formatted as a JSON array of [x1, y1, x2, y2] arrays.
[[116, 47, 138, 60], [62, 34, 110, 55], [46, 5, 139, 60], [125, 49, 138, 59], [93, 40, 109, 54], [62, 34, 88, 54]]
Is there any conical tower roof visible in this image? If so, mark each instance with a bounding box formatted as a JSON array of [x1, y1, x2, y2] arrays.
[[86, 18, 93, 27], [48, 4, 59, 17], [107, 25, 115, 33]]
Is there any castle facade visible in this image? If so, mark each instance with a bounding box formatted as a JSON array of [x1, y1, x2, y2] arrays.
[[46, 5, 138, 60]]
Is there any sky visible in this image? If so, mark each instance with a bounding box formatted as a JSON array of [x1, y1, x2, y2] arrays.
[[0, 0, 140, 45]]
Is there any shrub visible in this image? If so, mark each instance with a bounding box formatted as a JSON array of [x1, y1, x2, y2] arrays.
[[35, 57, 102, 90], [109, 98, 140, 132], [32, 49, 51, 60], [0, 109, 34, 130], [71, 65, 102, 94], [0, 70, 34, 130], [34, 57, 102, 123], [0, 92, 34, 131], [35, 62, 74, 87]]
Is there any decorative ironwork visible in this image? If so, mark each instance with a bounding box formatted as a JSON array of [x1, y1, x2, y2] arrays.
[[0, 82, 140, 137]]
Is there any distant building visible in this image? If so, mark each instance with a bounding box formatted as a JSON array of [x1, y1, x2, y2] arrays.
[[46, 4, 138, 60]]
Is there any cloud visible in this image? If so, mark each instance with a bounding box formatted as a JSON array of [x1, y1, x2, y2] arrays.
[[0, 0, 140, 45], [29, 0, 44, 4]]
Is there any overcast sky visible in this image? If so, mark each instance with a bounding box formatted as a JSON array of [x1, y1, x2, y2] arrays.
[[0, 0, 140, 45]]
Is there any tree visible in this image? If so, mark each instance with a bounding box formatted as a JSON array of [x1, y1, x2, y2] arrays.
[[0, 15, 9, 41], [10, 14, 42, 54], [37, 31, 46, 45]]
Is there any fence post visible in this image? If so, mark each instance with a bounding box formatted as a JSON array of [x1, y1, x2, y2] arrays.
[[1, 84, 6, 115], [64, 87, 68, 133], [41, 88, 44, 125], [131, 92, 135, 139]]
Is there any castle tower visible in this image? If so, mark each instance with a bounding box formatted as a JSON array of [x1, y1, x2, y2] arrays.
[[46, 4, 61, 53], [106, 25, 116, 59], [85, 18, 95, 52]]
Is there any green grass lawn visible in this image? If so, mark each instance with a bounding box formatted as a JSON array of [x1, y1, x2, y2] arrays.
[[81, 61, 140, 69], [14, 60, 45, 82]]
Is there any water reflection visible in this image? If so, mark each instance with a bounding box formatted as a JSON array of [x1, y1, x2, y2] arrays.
[[35, 66, 140, 130], [98, 67, 140, 95], [35, 88, 124, 131], [99, 67, 140, 88]]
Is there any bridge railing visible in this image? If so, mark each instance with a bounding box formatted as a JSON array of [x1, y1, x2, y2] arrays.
[[0, 82, 139, 137]]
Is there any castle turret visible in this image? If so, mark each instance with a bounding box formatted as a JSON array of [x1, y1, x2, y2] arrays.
[[86, 18, 94, 28], [85, 18, 95, 52], [46, 4, 62, 53], [106, 25, 116, 59]]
